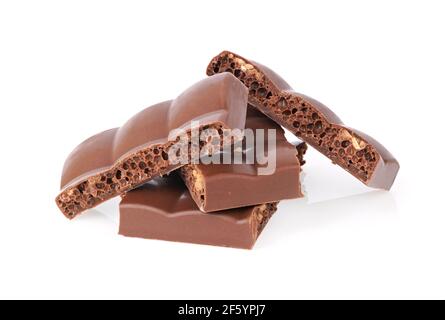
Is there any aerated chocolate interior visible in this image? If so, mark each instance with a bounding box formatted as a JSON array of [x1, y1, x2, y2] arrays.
[[207, 51, 399, 190], [56, 73, 248, 219]]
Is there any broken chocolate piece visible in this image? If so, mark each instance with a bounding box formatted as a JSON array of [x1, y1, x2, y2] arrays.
[[119, 175, 278, 249], [207, 51, 399, 190], [179, 107, 306, 212], [56, 73, 248, 219]]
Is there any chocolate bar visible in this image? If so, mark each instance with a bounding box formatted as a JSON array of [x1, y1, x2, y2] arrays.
[[207, 51, 399, 190], [179, 108, 306, 212], [119, 175, 278, 249], [56, 73, 248, 219]]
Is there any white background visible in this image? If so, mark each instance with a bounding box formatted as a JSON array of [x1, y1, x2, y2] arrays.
[[0, 0, 444, 299]]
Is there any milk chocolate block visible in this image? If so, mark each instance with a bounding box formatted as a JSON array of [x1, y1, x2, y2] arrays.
[[179, 108, 306, 212], [119, 175, 278, 249], [56, 73, 248, 219], [207, 51, 399, 190]]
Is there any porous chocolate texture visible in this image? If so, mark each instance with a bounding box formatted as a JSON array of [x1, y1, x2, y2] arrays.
[[56, 73, 248, 219], [207, 51, 399, 190], [179, 107, 306, 212], [119, 175, 278, 249], [295, 140, 307, 166]]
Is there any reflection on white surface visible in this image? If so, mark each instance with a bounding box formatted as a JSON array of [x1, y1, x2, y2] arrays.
[[258, 190, 398, 248], [259, 146, 398, 247], [87, 197, 120, 225], [284, 190, 396, 229]]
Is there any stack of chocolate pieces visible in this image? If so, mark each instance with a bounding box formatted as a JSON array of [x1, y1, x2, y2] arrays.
[[56, 51, 399, 249]]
